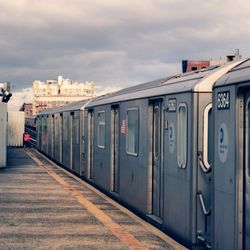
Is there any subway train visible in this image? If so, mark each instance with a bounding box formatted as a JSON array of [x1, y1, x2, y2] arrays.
[[36, 58, 250, 249]]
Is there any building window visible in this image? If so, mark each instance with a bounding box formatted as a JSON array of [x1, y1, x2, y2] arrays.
[[126, 108, 139, 156], [177, 103, 187, 168], [98, 111, 105, 148]]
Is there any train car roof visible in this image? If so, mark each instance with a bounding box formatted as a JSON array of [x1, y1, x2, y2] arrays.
[[37, 99, 91, 116], [214, 58, 250, 88], [86, 59, 245, 108]]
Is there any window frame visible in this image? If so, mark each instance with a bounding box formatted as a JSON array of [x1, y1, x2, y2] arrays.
[[246, 97, 250, 176], [126, 107, 139, 156], [97, 111, 106, 148], [177, 103, 188, 168], [153, 105, 161, 160], [203, 103, 212, 169]]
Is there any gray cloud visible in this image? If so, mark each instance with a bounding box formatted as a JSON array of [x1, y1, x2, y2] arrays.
[[0, 0, 250, 93]]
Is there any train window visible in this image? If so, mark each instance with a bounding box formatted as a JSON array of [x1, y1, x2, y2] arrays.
[[203, 104, 213, 168], [177, 103, 187, 168], [154, 106, 160, 159], [98, 111, 105, 148], [126, 108, 139, 156]]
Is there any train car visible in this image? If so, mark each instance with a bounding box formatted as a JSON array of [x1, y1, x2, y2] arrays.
[[84, 60, 244, 248], [213, 59, 250, 249], [35, 59, 249, 249], [36, 100, 90, 175]]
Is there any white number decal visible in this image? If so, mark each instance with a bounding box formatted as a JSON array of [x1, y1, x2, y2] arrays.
[[217, 91, 230, 110]]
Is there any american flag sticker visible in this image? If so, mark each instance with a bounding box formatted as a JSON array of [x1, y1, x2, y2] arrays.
[[121, 119, 126, 134]]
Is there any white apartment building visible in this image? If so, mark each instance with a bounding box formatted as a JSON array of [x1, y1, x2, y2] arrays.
[[32, 76, 94, 115]]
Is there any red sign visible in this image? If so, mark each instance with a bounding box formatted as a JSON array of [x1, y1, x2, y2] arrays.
[[121, 119, 126, 134], [24, 134, 31, 142]]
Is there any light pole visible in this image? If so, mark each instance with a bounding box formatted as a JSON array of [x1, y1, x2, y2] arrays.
[[0, 82, 12, 103]]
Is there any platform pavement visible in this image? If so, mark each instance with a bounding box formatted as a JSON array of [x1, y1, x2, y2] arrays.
[[0, 148, 187, 250]]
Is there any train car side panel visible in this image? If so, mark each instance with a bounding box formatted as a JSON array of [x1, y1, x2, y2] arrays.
[[119, 99, 148, 214], [163, 92, 193, 245], [92, 105, 111, 191], [213, 85, 237, 249]]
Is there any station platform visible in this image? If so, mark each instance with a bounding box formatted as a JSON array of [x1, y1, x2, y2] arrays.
[[0, 148, 186, 250]]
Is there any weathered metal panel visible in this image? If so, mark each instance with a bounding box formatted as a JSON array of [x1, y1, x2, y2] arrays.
[[212, 61, 250, 249], [163, 92, 193, 245], [92, 105, 112, 191], [0, 103, 7, 167], [39, 99, 90, 115], [7, 111, 25, 147], [118, 99, 149, 214], [87, 60, 245, 108], [214, 59, 250, 88], [213, 85, 237, 249]]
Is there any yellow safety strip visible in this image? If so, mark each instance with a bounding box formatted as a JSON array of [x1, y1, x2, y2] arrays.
[[26, 150, 148, 250], [34, 149, 186, 250]]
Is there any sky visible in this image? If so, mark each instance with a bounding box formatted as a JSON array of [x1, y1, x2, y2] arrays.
[[2, 0, 250, 110]]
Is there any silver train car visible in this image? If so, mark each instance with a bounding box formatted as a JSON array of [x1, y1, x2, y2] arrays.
[[37, 100, 90, 175], [212, 59, 250, 250], [36, 59, 248, 249]]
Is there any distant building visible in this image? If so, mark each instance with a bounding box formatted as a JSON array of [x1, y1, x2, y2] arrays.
[[182, 60, 210, 73], [32, 75, 94, 115], [19, 103, 33, 117], [182, 49, 242, 73]]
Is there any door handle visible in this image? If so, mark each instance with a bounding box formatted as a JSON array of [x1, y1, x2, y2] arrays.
[[197, 191, 211, 216]]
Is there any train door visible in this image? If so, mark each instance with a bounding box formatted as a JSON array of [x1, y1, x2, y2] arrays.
[[54, 115, 58, 160], [111, 106, 120, 193], [42, 116, 47, 153], [48, 115, 53, 157], [38, 117, 42, 150], [72, 112, 80, 174], [152, 101, 163, 218], [70, 113, 73, 169], [52, 115, 55, 158], [46, 115, 49, 154], [88, 111, 94, 179], [244, 91, 250, 249], [81, 111, 86, 175], [59, 113, 63, 162]]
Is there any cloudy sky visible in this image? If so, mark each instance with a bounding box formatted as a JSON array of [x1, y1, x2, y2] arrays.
[[2, 0, 250, 110]]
